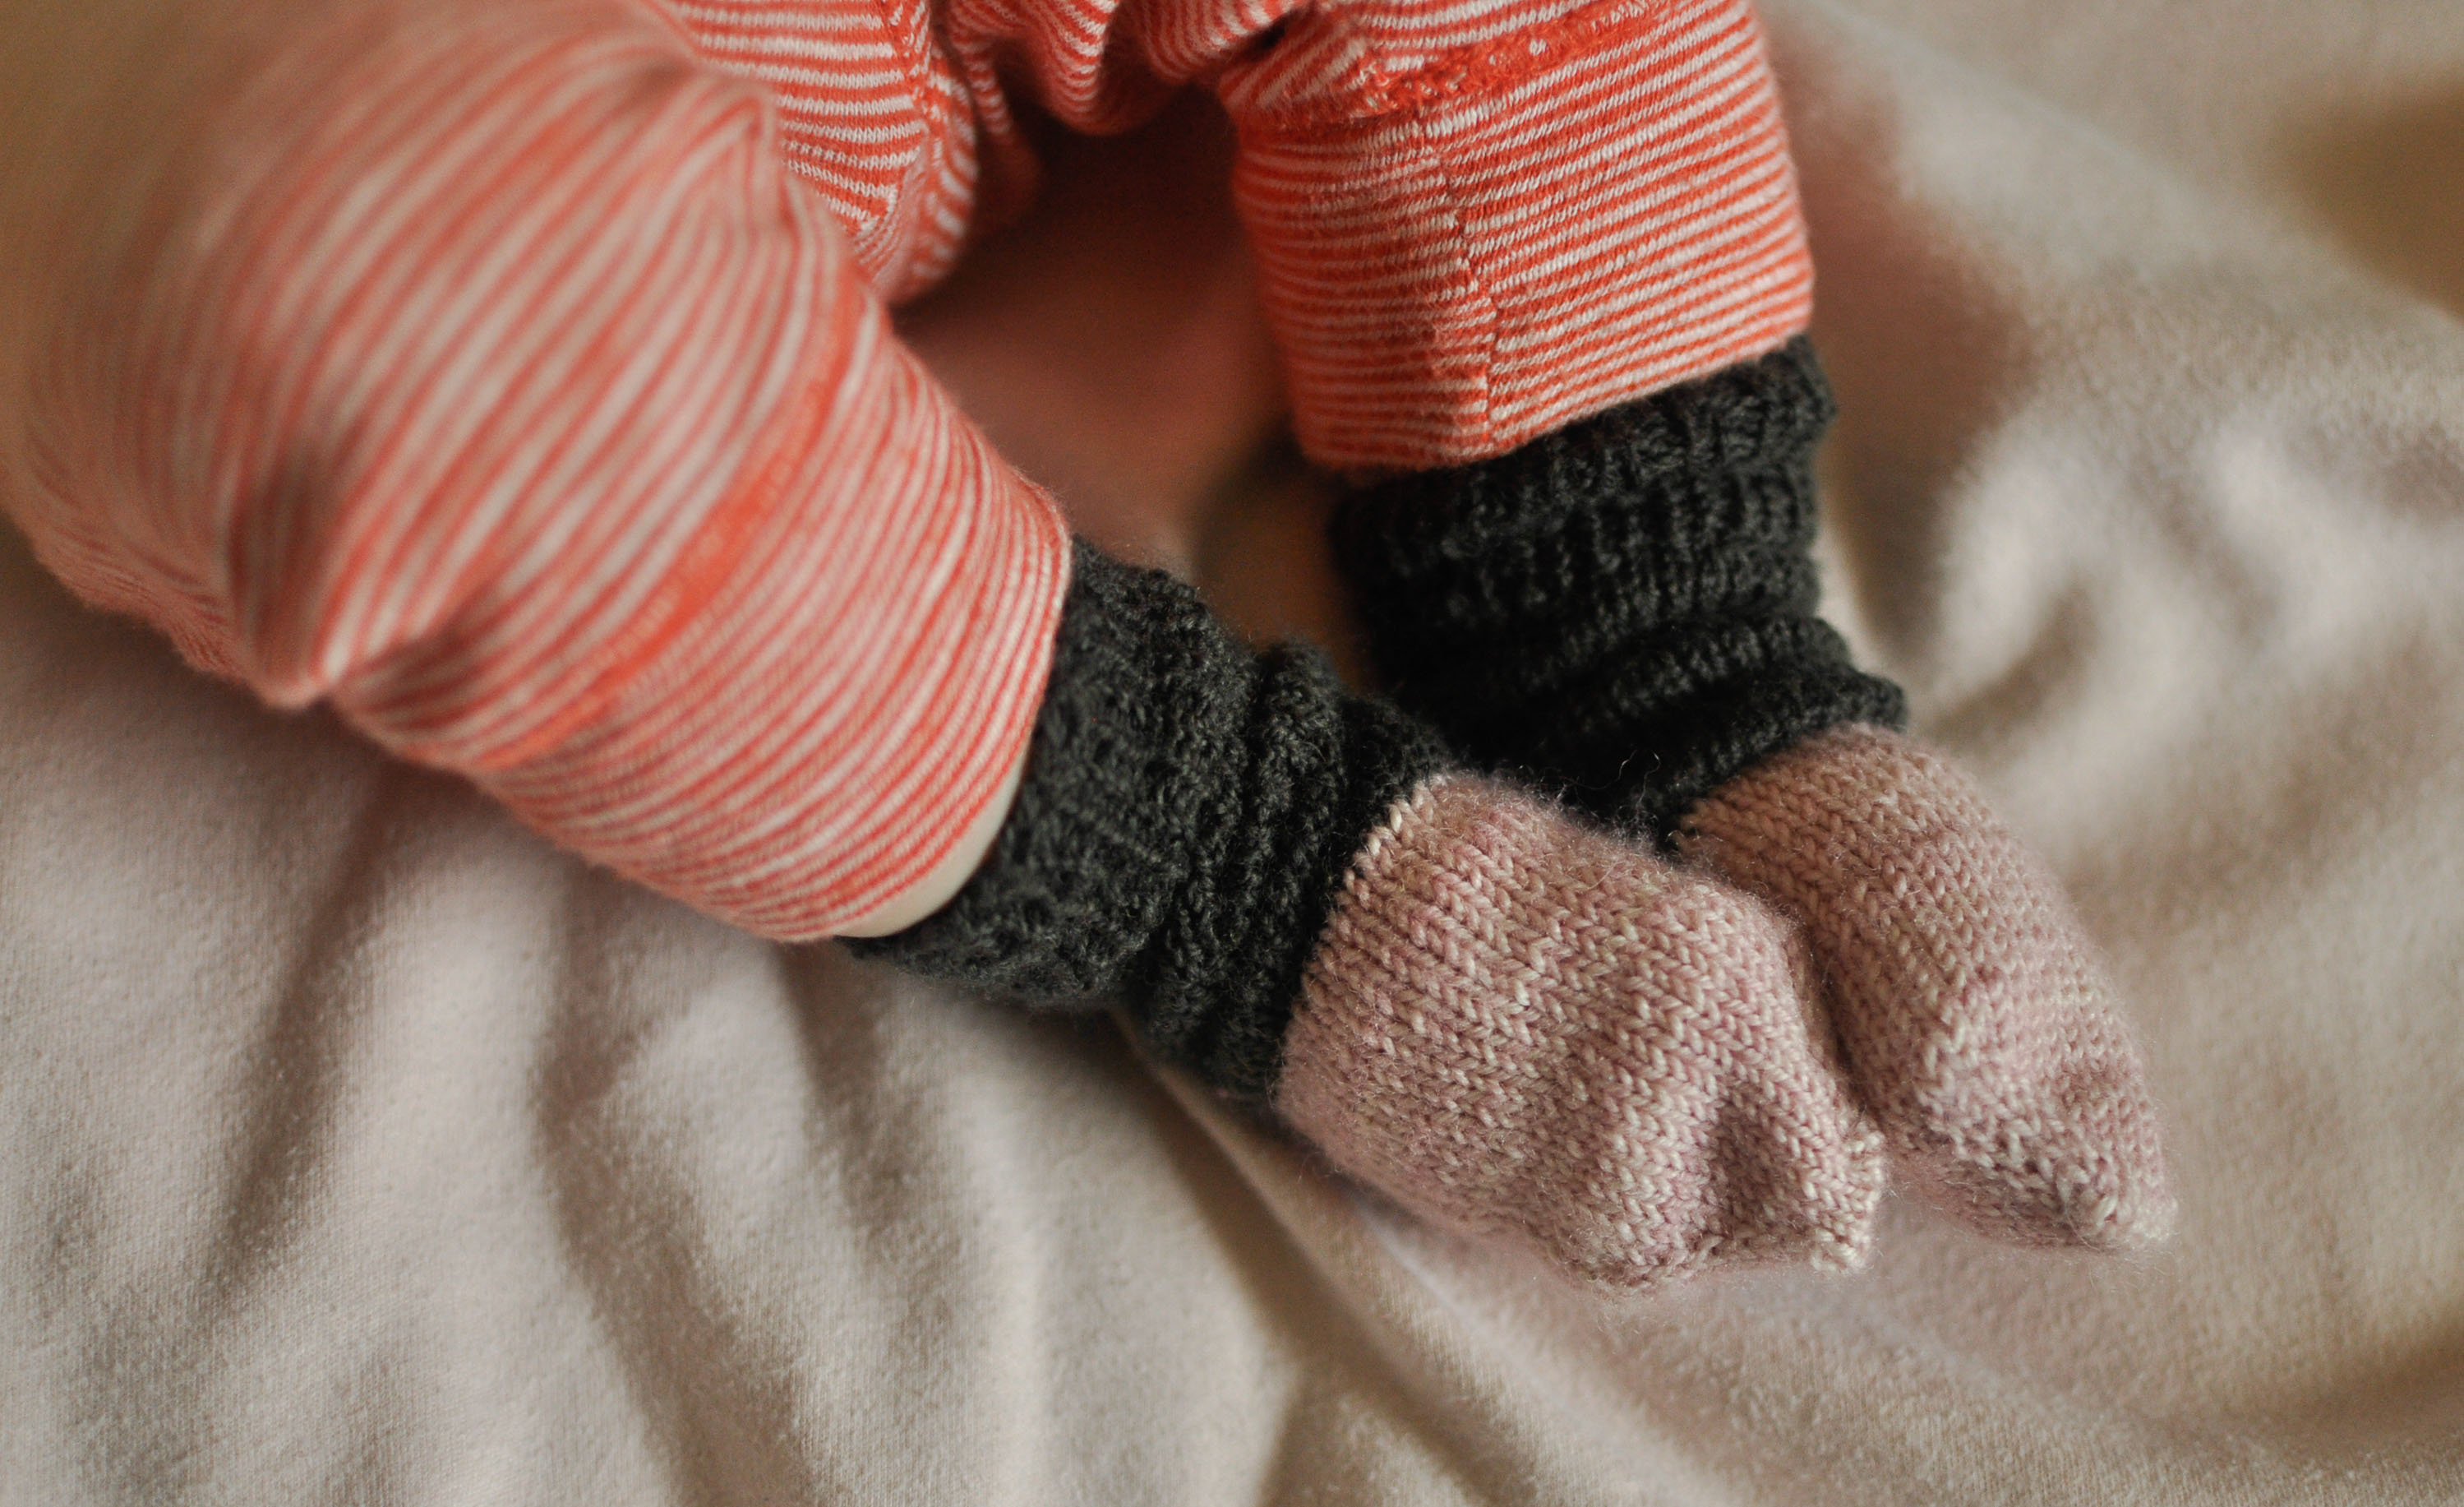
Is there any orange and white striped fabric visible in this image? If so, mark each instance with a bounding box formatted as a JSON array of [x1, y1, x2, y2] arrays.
[[678, 0, 1813, 469], [8, 0, 1068, 939], [1216, 0, 1814, 467], [0, 0, 1809, 939]]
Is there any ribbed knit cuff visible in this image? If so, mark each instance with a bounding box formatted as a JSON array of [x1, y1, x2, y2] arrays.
[[1330, 337, 1905, 843], [849, 540, 1447, 1102]]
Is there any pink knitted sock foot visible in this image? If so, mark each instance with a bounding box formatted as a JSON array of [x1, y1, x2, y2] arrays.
[[1276, 776, 1885, 1287], [1679, 727, 2174, 1250]]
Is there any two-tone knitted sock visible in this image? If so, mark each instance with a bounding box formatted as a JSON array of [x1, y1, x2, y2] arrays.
[[1330, 340, 2174, 1250], [855, 539, 1885, 1285]]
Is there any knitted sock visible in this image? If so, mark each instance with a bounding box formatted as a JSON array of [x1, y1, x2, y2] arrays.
[[1332, 339, 1903, 844], [856, 540, 1885, 1284], [1329, 342, 2173, 1250], [1285, 777, 1883, 1283], [1679, 728, 2172, 1248]]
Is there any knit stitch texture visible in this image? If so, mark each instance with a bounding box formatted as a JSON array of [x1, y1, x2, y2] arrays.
[[1278, 776, 1885, 1285], [1331, 337, 1905, 844], [1678, 727, 2173, 1248], [851, 541, 1446, 1101]]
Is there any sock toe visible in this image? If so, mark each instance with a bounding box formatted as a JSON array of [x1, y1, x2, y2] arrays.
[[1681, 727, 2176, 1251], [1276, 775, 1884, 1287]]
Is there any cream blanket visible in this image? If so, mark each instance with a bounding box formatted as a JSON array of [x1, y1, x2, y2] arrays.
[[7, 0, 2462, 1500]]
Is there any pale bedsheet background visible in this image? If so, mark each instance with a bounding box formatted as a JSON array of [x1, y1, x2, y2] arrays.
[[7, 0, 2463, 1500]]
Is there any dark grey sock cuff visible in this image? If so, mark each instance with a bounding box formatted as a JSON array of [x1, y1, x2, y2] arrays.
[[1330, 337, 1905, 844], [847, 539, 1446, 1103]]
